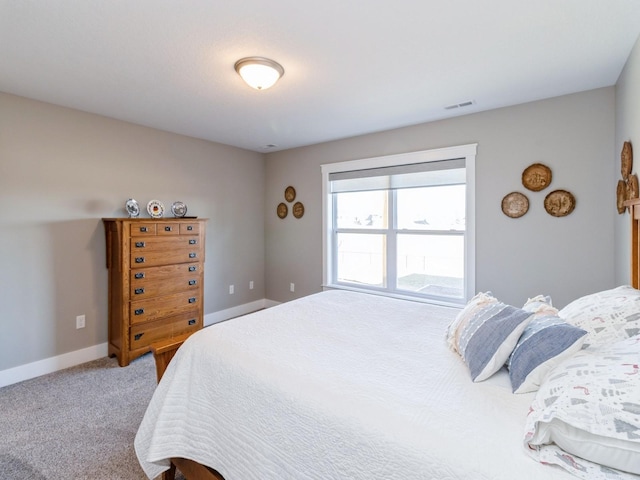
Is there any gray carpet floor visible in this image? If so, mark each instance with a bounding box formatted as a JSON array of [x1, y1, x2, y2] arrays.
[[0, 353, 171, 480]]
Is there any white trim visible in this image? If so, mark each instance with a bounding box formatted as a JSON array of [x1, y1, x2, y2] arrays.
[[204, 298, 278, 326], [0, 343, 108, 388], [464, 152, 477, 302], [1, 299, 281, 388], [321, 143, 477, 302]]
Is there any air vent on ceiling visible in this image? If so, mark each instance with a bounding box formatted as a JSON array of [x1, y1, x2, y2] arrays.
[[445, 100, 475, 110]]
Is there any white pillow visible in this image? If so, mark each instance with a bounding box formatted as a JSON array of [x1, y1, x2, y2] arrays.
[[447, 292, 533, 382], [524, 334, 640, 478], [559, 285, 640, 350]]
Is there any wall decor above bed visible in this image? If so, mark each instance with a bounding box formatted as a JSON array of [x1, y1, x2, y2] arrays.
[[522, 163, 552, 192], [627, 173, 639, 205], [501, 191, 529, 218], [618, 141, 638, 214], [544, 189, 575, 217], [622, 141, 633, 180]]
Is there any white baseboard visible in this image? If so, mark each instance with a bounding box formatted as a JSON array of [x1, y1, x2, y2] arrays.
[[204, 298, 279, 325], [0, 299, 279, 388], [0, 343, 109, 389]]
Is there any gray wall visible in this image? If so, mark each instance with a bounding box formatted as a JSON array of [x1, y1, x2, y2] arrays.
[[265, 87, 616, 309], [615, 34, 640, 284], [0, 92, 265, 371], [1, 68, 630, 375]]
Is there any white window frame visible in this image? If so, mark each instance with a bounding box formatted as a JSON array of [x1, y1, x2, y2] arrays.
[[321, 143, 477, 306]]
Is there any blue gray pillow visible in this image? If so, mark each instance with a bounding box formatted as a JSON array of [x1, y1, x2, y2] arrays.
[[448, 293, 534, 382], [507, 296, 587, 393]]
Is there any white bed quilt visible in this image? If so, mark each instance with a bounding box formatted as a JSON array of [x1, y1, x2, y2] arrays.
[[135, 290, 574, 480]]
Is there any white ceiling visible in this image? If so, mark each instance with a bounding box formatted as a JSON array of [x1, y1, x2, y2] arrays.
[[1, 1, 640, 153]]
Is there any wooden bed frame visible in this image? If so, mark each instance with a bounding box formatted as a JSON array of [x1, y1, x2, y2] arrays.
[[627, 198, 640, 289], [151, 334, 226, 480], [151, 198, 640, 480]]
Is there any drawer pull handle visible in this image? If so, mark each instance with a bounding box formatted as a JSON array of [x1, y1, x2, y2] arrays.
[[134, 308, 144, 315], [140, 227, 148, 233], [165, 226, 172, 232], [189, 253, 196, 258], [189, 280, 197, 286], [188, 297, 196, 304], [134, 333, 144, 341], [189, 239, 197, 245], [187, 226, 193, 231], [134, 288, 145, 295], [135, 257, 145, 263], [134, 272, 145, 279], [188, 319, 196, 326], [189, 266, 196, 272], [135, 241, 145, 248]]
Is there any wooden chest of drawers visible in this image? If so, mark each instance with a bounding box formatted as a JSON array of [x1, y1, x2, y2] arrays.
[[103, 218, 207, 366]]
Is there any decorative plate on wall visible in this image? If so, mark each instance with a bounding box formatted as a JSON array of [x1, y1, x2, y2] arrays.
[[522, 163, 552, 192], [617, 180, 627, 214], [277, 202, 288, 219], [284, 186, 296, 203], [621, 141, 633, 180], [292, 201, 305, 219], [628, 174, 639, 201], [501, 192, 529, 218], [544, 189, 576, 217]]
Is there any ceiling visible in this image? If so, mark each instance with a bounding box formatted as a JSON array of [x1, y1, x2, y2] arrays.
[[1, 1, 640, 153]]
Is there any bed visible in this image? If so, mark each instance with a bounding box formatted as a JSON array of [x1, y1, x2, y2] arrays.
[[135, 198, 640, 480]]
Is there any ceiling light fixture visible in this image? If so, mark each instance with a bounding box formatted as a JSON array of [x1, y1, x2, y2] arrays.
[[234, 57, 284, 90]]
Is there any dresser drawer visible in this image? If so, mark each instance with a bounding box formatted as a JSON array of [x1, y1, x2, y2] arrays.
[[130, 314, 201, 350], [156, 223, 180, 235], [180, 222, 200, 235], [130, 223, 157, 236], [131, 249, 202, 268], [131, 267, 201, 298], [131, 236, 200, 251], [130, 291, 201, 324]]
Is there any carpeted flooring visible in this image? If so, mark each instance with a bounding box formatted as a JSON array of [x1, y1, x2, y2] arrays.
[[0, 353, 173, 480]]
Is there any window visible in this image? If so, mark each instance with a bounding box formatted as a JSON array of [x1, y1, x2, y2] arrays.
[[322, 144, 476, 305]]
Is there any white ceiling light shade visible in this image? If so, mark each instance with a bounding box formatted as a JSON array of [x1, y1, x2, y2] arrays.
[[234, 57, 284, 90]]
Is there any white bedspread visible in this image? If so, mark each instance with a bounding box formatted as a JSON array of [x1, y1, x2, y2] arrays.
[[135, 290, 574, 480]]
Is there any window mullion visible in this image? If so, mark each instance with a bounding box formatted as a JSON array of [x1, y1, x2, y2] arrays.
[[387, 189, 397, 291]]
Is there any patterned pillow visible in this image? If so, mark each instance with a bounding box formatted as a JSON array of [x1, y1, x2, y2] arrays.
[[447, 292, 533, 382], [524, 334, 640, 478], [559, 285, 640, 350], [446, 291, 498, 354]]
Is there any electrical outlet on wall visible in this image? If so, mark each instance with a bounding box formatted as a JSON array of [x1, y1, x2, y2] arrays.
[[290, 283, 295, 292], [76, 314, 86, 329], [229, 285, 234, 294], [249, 280, 254, 290]]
